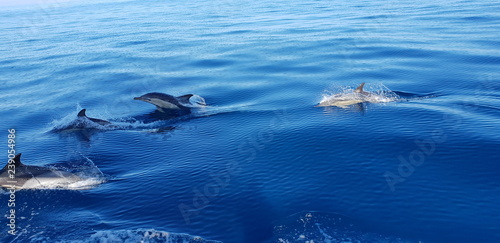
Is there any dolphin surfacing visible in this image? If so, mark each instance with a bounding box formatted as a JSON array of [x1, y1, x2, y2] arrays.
[[51, 109, 114, 132], [316, 83, 398, 108], [134, 92, 206, 113], [0, 154, 83, 189], [78, 109, 112, 125]]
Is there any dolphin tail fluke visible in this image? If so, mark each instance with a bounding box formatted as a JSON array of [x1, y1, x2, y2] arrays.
[[354, 83, 366, 93], [176, 94, 194, 104], [78, 109, 87, 117]]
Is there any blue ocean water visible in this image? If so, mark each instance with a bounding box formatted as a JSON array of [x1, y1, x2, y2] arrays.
[[1, 0, 499, 242]]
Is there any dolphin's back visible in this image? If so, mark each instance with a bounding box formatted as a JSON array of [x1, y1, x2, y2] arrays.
[[142, 92, 178, 102], [15, 165, 54, 178], [76, 109, 111, 125]]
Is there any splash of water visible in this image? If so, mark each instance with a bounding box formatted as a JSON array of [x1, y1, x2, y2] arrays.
[[53, 229, 221, 243], [274, 212, 419, 243]]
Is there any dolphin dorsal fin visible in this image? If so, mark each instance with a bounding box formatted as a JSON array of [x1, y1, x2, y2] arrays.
[[176, 94, 194, 104], [78, 109, 87, 117], [13, 153, 24, 167], [2, 153, 24, 171], [3, 153, 24, 170], [354, 83, 366, 93]]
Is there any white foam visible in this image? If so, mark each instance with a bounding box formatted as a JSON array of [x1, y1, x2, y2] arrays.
[[187, 94, 207, 107], [53, 229, 222, 243]]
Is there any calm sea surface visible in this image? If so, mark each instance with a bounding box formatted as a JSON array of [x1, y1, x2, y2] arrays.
[[1, 0, 499, 242]]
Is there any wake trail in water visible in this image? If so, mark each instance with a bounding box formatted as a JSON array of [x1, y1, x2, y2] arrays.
[[47, 101, 270, 134]]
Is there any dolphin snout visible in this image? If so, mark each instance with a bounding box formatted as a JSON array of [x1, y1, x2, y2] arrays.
[[134, 97, 149, 101]]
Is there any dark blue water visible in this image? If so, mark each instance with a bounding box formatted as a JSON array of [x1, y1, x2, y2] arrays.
[[1, 0, 499, 242]]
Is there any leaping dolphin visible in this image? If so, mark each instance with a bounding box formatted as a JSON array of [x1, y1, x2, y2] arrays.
[[316, 83, 397, 108], [0, 154, 83, 189], [134, 92, 206, 113]]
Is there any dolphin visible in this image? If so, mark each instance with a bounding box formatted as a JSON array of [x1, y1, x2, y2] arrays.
[[134, 92, 206, 113], [77, 109, 112, 125], [316, 83, 397, 108], [0, 154, 83, 189], [51, 109, 113, 132]]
